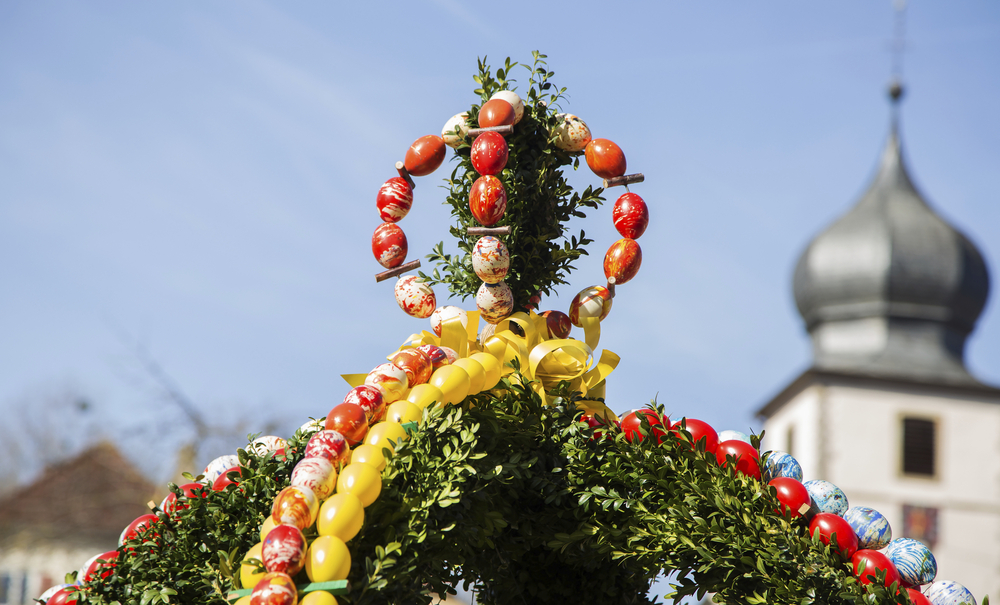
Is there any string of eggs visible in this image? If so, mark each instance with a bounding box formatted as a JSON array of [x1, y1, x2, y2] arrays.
[[371, 90, 651, 341]]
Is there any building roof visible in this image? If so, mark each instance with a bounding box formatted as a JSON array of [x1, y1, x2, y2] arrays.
[[0, 441, 156, 550]]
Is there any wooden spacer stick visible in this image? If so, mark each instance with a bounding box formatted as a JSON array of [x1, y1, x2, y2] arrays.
[[467, 124, 514, 137], [375, 259, 421, 283], [147, 500, 157, 511], [467, 226, 512, 237], [607, 277, 617, 299], [603, 173, 645, 189], [395, 161, 416, 189]]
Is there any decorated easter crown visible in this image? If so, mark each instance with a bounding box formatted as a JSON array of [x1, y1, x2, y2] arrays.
[[42, 54, 983, 605]]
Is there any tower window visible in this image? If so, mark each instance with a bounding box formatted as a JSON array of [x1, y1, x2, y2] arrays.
[[901, 417, 936, 477]]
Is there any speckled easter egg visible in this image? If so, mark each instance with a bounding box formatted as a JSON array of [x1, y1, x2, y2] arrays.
[[471, 131, 508, 176], [613, 192, 649, 239], [604, 238, 642, 285], [249, 436, 286, 457], [271, 485, 319, 530], [886, 538, 937, 587], [472, 236, 510, 284], [262, 524, 307, 575], [540, 310, 572, 339], [843, 506, 892, 550], [304, 430, 349, 466], [585, 138, 627, 179], [365, 362, 408, 403], [441, 112, 470, 148], [552, 113, 591, 152], [717, 430, 751, 444], [394, 275, 436, 318], [389, 348, 433, 386], [763, 450, 802, 482], [926, 581, 976, 605], [404, 135, 446, 177], [804, 479, 849, 516], [203, 454, 240, 485], [372, 222, 407, 269], [438, 346, 459, 365], [491, 90, 524, 124], [376, 177, 413, 223], [291, 457, 337, 501], [430, 305, 469, 337], [342, 385, 385, 424], [250, 571, 297, 605], [417, 344, 450, 369], [568, 285, 613, 327], [478, 98, 516, 128], [469, 175, 507, 227], [476, 281, 514, 324]]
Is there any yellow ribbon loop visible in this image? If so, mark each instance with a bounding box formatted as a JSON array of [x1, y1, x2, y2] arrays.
[[440, 315, 469, 358]]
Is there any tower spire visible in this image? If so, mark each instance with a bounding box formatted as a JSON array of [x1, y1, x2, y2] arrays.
[[888, 0, 908, 118]]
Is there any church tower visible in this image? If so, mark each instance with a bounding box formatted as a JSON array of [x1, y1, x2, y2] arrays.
[[758, 86, 999, 597]]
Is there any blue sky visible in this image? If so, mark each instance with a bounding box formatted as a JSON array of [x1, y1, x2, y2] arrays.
[[1, 2, 998, 487]]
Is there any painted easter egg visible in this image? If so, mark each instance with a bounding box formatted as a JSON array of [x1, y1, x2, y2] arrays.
[[717, 430, 751, 444], [552, 113, 591, 152], [926, 581, 977, 605], [318, 493, 365, 542], [763, 450, 802, 482], [491, 90, 524, 124], [44, 586, 81, 605], [469, 175, 507, 227], [203, 454, 240, 485], [471, 131, 508, 176], [297, 418, 324, 436], [250, 571, 297, 605], [416, 344, 449, 369], [479, 322, 496, 344], [325, 403, 369, 445], [365, 362, 409, 403], [472, 236, 510, 284], [305, 430, 350, 465], [342, 385, 386, 424], [249, 435, 286, 457], [119, 513, 159, 547], [306, 535, 351, 582], [271, 485, 319, 530], [394, 275, 436, 319], [804, 479, 849, 516], [376, 177, 413, 223], [844, 506, 892, 550], [540, 310, 572, 338], [568, 285, 612, 327], [213, 467, 243, 491], [430, 305, 469, 337], [886, 538, 937, 587], [604, 238, 642, 285], [291, 457, 337, 501], [372, 222, 407, 269], [716, 440, 761, 479], [585, 138, 627, 179], [441, 112, 470, 148], [852, 549, 901, 587], [478, 98, 516, 128], [670, 418, 719, 454], [80, 550, 119, 583], [39, 585, 74, 603], [160, 482, 207, 514], [438, 346, 459, 364], [476, 281, 514, 324], [262, 524, 306, 575], [389, 348, 433, 387], [613, 192, 649, 239], [768, 477, 811, 518], [403, 135, 446, 177], [810, 513, 859, 559]]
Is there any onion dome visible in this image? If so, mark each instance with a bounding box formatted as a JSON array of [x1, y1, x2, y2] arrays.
[[793, 121, 990, 385]]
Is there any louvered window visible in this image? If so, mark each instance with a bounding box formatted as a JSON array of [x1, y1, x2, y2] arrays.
[[901, 417, 936, 477]]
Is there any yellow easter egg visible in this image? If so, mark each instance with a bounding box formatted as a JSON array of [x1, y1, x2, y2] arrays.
[[452, 358, 486, 394], [317, 492, 365, 542], [470, 352, 502, 390], [300, 592, 338, 605], [239, 542, 265, 590], [305, 535, 351, 582], [406, 383, 444, 409], [386, 401, 422, 425], [429, 365, 470, 405], [336, 463, 382, 507], [365, 421, 408, 452], [350, 443, 386, 471], [259, 516, 277, 542]]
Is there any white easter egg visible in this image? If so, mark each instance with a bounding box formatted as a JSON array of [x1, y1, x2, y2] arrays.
[[476, 281, 514, 324], [472, 236, 510, 284], [394, 275, 436, 319], [203, 454, 240, 485], [490, 90, 524, 124], [430, 305, 469, 337], [552, 113, 592, 152], [441, 112, 470, 148]]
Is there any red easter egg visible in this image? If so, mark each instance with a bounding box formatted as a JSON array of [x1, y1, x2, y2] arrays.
[[262, 524, 307, 576], [768, 477, 811, 518], [621, 409, 668, 444], [603, 238, 642, 285], [376, 177, 413, 223], [580, 413, 617, 441], [404, 135, 446, 177], [469, 175, 507, 227], [46, 587, 82, 605], [613, 192, 649, 239], [585, 138, 627, 179], [526, 294, 541, 310], [306, 429, 350, 465], [119, 513, 160, 549], [471, 131, 509, 176], [390, 348, 433, 387], [162, 482, 208, 514], [417, 344, 450, 369], [325, 403, 369, 445], [907, 589, 933, 605], [478, 98, 516, 128], [212, 467, 243, 491], [852, 549, 902, 587], [372, 222, 407, 269], [669, 418, 719, 454], [343, 385, 386, 424], [540, 310, 572, 339], [82, 550, 119, 583], [715, 441, 761, 480], [810, 513, 859, 559]]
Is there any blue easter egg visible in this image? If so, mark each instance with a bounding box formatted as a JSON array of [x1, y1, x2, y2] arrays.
[[803, 479, 848, 516], [763, 450, 802, 482], [718, 430, 751, 444], [886, 538, 937, 587], [843, 506, 892, 550], [926, 580, 976, 605]]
